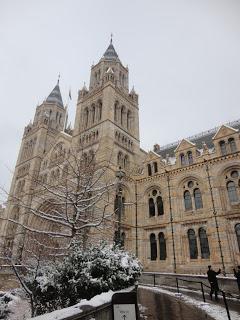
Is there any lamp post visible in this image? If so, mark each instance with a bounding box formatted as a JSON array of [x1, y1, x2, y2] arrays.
[[115, 167, 125, 246]]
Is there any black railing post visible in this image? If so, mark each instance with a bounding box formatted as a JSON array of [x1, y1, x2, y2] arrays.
[[222, 291, 231, 320], [153, 274, 156, 287], [176, 277, 179, 294], [200, 282, 205, 302]]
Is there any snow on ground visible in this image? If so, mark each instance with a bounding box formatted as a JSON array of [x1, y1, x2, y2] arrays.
[[140, 285, 240, 320], [0, 290, 31, 320]]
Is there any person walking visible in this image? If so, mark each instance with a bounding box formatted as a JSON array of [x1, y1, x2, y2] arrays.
[[207, 265, 221, 300], [233, 266, 240, 293]]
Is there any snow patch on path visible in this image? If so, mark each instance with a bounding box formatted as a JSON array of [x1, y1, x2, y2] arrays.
[[140, 285, 240, 320]]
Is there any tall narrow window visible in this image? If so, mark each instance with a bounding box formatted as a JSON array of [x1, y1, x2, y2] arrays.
[[121, 106, 125, 126], [127, 110, 131, 130], [149, 198, 155, 217], [227, 181, 238, 203], [184, 190, 192, 210], [159, 232, 167, 260], [199, 228, 210, 259], [148, 164, 152, 176], [188, 229, 198, 259], [114, 102, 118, 122], [92, 105, 95, 124], [229, 138, 237, 153], [235, 224, 240, 252], [98, 101, 102, 120], [180, 153, 186, 166], [187, 151, 193, 165], [114, 195, 118, 214], [150, 234, 157, 260], [157, 196, 164, 215], [84, 108, 89, 128], [194, 188, 203, 209], [219, 140, 227, 155], [153, 162, 158, 173]]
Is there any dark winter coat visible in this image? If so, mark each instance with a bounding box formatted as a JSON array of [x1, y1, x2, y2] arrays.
[[207, 269, 221, 283], [233, 269, 240, 284]]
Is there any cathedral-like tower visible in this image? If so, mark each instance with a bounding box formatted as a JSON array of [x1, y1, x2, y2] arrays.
[[1, 82, 66, 257], [73, 39, 142, 171]]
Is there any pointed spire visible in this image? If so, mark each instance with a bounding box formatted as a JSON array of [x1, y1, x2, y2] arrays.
[[102, 36, 120, 62], [46, 78, 64, 108]]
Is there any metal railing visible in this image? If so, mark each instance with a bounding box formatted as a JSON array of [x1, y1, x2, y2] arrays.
[[141, 273, 231, 320], [176, 277, 231, 320]]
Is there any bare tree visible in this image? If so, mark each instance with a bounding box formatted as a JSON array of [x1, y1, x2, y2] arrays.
[[1, 146, 115, 260]]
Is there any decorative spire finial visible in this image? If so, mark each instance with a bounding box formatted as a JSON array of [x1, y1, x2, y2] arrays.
[[57, 73, 60, 85], [110, 33, 113, 44]]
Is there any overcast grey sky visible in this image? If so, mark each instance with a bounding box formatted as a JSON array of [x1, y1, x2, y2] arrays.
[[1, 0, 240, 192]]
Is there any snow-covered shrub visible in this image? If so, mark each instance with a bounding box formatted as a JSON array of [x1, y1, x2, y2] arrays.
[[25, 242, 142, 315], [0, 291, 18, 319]]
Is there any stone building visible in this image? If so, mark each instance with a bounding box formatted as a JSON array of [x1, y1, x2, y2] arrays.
[[1, 40, 240, 274]]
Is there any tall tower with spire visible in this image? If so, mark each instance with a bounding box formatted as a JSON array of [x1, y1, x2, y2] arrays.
[[73, 39, 142, 170], [1, 81, 66, 255]]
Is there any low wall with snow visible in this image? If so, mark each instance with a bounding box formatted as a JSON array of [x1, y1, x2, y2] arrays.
[[30, 291, 114, 320], [140, 272, 239, 295]]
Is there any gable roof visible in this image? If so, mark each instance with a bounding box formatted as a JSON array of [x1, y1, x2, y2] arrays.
[[212, 124, 238, 140], [156, 119, 240, 158]]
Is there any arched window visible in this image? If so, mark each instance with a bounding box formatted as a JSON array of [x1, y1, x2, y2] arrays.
[[159, 232, 167, 260], [123, 155, 129, 169], [147, 164, 152, 176], [92, 105, 95, 124], [150, 234, 157, 260], [127, 110, 131, 130], [180, 153, 186, 166], [84, 107, 89, 128], [227, 181, 238, 203], [153, 162, 158, 173], [199, 228, 210, 259], [121, 106, 125, 126], [117, 152, 123, 167], [157, 196, 164, 215], [235, 224, 240, 252], [219, 140, 227, 155], [188, 229, 198, 259], [98, 101, 102, 121], [149, 198, 155, 217], [114, 102, 118, 122], [184, 190, 192, 210], [229, 138, 237, 153], [187, 151, 193, 165], [194, 188, 203, 209]]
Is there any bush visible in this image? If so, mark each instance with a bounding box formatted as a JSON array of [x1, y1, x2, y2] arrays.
[[25, 242, 142, 315]]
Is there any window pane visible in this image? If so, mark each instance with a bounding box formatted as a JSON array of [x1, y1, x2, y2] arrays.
[[157, 196, 164, 215], [148, 164, 152, 176], [188, 151, 193, 165], [194, 188, 203, 209], [150, 234, 157, 260], [149, 198, 155, 217], [188, 229, 198, 259], [227, 181, 238, 203], [229, 138, 237, 153], [199, 228, 210, 259], [184, 191, 192, 210], [159, 233, 167, 260], [219, 141, 227, 155]]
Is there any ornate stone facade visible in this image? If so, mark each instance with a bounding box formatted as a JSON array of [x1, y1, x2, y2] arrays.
[[1, 40, 240, 274]]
